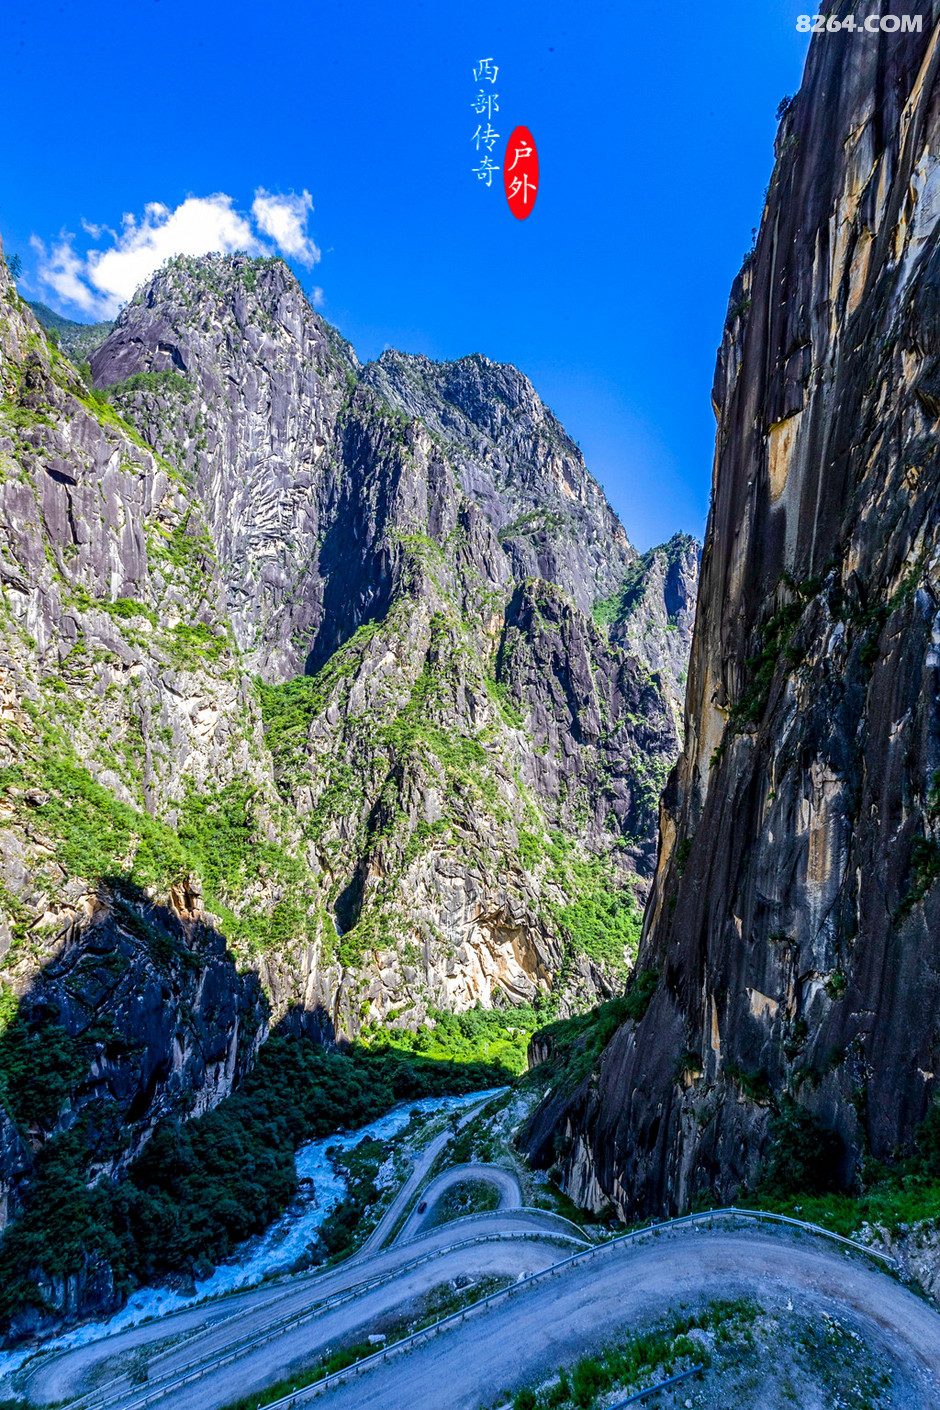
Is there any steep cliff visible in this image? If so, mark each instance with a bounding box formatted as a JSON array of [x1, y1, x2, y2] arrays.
[[361, 350, 635, 617], [0, 251, 271, 1241], [80, 254, 692, 1027], [593, 532, 701, 723], [524, 6, 940, 1217], [0, 234, 699, 1185]]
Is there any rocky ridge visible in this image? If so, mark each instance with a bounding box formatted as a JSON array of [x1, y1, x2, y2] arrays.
[[593, 531, 701, 723], [83, 253, 696, 1019], [361, 350, 635, 617], [523, 6, 940, 1219], [0, 239, 698, 1283], [0, 254, 273, 1240]]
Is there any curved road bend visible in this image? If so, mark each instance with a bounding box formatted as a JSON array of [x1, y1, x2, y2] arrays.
[[25, 1212, 581, 1407], [25, 1091, 504, 1404], [394, 1163, 522, 1245], [355, 1094, 502, 1260], [300, 1227, 940, 1410]]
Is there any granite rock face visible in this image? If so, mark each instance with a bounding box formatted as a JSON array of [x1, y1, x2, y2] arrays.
[[0, 256, 271, 1244], [0, 238, 698, 1227], [522, 8, 940, 1218], [88, 256, 358, 680], [595, 532, 701, 724], [81, 253, 694, 1028], [361, 350, 636, 617]]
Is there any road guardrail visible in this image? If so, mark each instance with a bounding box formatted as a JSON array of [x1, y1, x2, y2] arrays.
[[256, 1205, 900, 1408], [63, 1204, 899, 1410], [73, 1228, 588, 1410]]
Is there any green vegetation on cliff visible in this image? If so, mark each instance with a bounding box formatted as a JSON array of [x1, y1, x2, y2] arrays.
[[550, 855, 642, 972], [0, 708, 313, 962], [523, 975, 659, 1096], [752, 1097, 940, 1239], [592, 533, 698, 629], [0, 1034, 511, 1328], [362, 1003, 541, 1076], [27, 302, 113, 362]]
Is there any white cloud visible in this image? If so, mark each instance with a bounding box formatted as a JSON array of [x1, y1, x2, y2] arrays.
[[251, 188, 320, 267], [30, 233, 107, 316], [89, 196, 264, 314], [32, 189, 322, 318], [80, 217, 115, 241], [310, 285, 325, 308]]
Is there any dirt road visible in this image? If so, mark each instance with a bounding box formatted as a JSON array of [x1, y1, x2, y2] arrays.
[[286, 1227, 940, 1410], [24, 1212, 582, 1407], [394, 1163, 522, 1244]]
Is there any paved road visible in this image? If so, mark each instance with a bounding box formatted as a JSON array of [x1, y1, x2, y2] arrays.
[[356, 1097, 497, 1259], [24, 1212, 582, 1407], [301, 1227, 940, 1410], [23, 1091, 507, 1406], [393, 1163, 522, 1245]]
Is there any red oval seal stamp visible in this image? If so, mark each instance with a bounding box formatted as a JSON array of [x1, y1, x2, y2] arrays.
[[504, 126, 538, 220]]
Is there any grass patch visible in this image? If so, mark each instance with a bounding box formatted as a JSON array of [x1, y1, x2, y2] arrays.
[[362, 1004, 540, 1077], [592, 533, 698, 629], [161, 621, 230, 666], [425, 1177, 501, 1228], [509, 1298, 757, 1409], [68, 585, 158, 627], [148, 509, 217, 573], [217, 1340, 380, 1410], [102, 370, 191, 401], [258, 620, 382, 786], [76, 390, 160, 456], [218, 1274, 513, 1410], [3, 721, 190, 891], [543, 837, 643, 974], [506, 1295, 894, 1410], [524, 980, 658, 1095], [751, 1097, 940, 1238]]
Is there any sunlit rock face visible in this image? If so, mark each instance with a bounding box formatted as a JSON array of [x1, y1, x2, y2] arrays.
[[81, 251, 698, 1032], [0, 234, 699, 1298], [522, 14, 940, 1217]]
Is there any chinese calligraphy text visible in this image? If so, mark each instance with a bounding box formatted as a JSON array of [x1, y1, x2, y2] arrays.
[[471, 56, 500, 188]]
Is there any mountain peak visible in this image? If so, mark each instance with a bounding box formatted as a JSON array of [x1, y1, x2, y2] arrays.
[[363, 345, 636, 615]]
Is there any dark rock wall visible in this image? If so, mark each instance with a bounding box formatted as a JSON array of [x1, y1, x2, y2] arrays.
[[524, 5, 940, 1218], [0, 895, 266, 1229]]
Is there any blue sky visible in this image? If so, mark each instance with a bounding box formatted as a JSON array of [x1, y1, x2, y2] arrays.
[[0, 1, 809, 550]]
